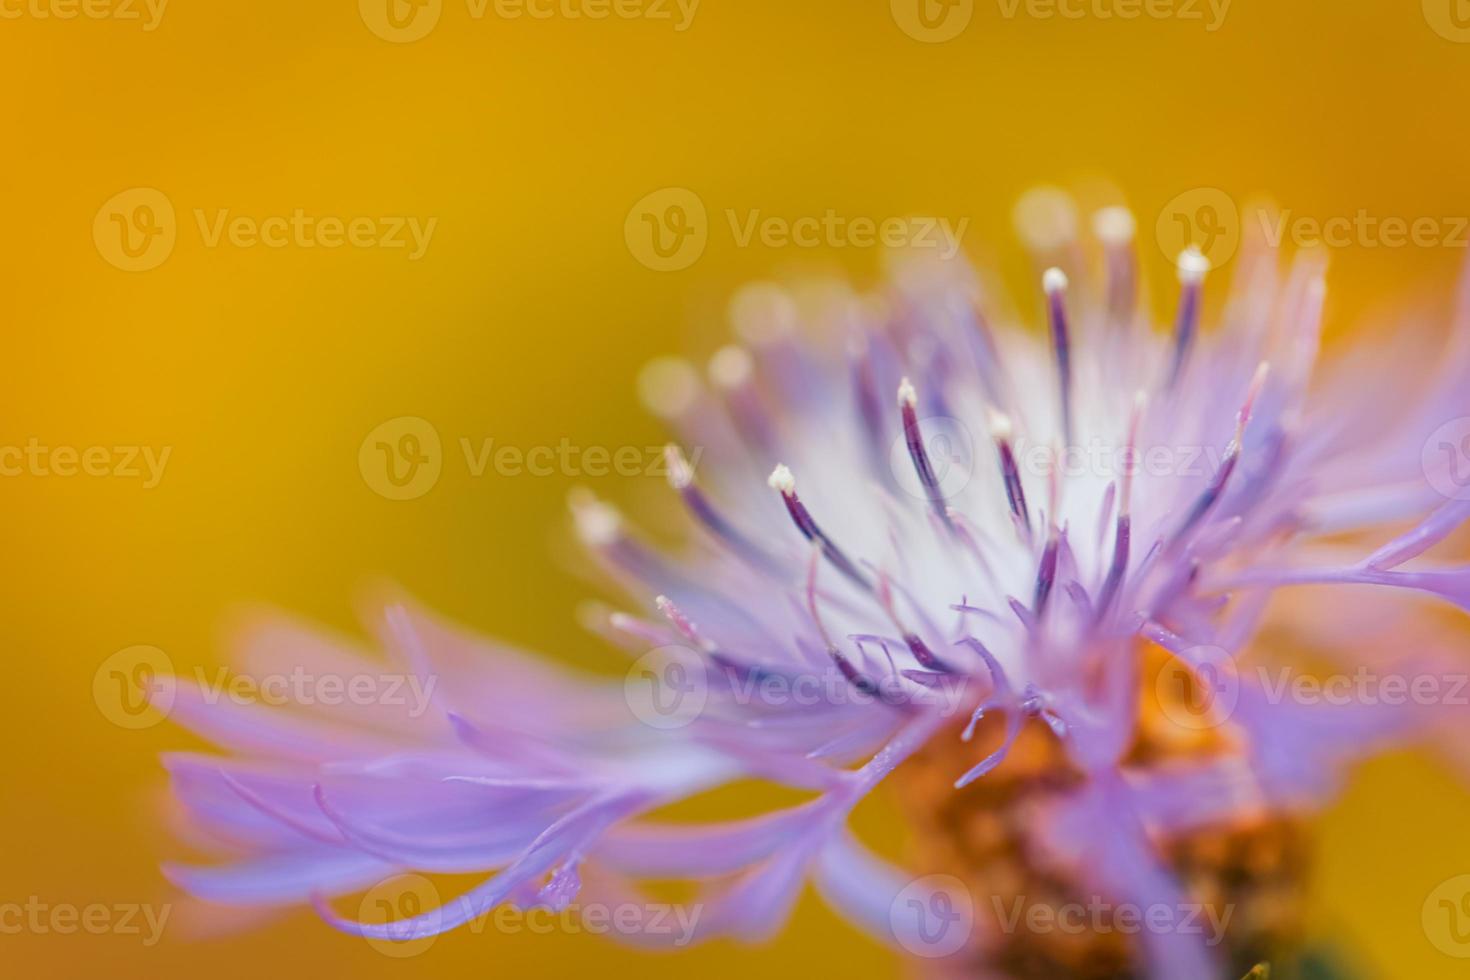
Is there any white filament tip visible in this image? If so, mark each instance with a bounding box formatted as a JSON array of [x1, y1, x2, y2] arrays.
[[897, 376, 917, 409], [664, 444, 694, 490], [729, 282, 798, 346], [568, 489, 621, 547], [1251, 361, 1272, 393], [1013, 186, 1079, 252], [1177, 245, 1210, 284], [1042, 267, 1069, 295], [1092, 206, 1136, 244], [986, 408, 1014, 441], [767, 464, 796, 494], [636, 357, 700, 419], [708, 345, 754, 389]]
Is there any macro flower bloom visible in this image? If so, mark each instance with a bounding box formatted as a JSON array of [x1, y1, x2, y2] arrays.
[[157, 190, 1470, 979]]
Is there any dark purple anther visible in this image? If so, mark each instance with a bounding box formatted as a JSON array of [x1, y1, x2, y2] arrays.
[[899, 378, 955, 531], [770, 465, 873, 591], [903, 632, 954, 673], [830, 648, 883, 699], [1033, 532, 1060, 615], [665, 445, 782, 574], [989, 410, 1032, 535], [1167, 248, 1209, 389], [1093, 513, 1132, 622]]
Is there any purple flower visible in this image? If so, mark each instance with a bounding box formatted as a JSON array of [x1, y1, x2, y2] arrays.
[[157, 193, 1470, 978]]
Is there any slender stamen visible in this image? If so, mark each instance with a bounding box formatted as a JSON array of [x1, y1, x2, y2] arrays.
[[1095, 393, 1145, 621], [568, 488, 622, 549], [1014, 186, 1079, 269], [769, 464, 873, 591], [804, 548, 886, 701], [655, 593, 774, 685], [568, 488, 669, 585], [1043, 267, 1074, 444], [1034, 529, 1060, 616], [654, 594, 710, 650], [1167, 246, 1210, 389], [1093, 206, 1137, 329], [956, 293, 1008, 406], [875, 569, 954, 672], [636, 357, 701, 420], [709, 345, 776, 454], [946, 509, 1005, 595], [665, 445, 781, 573], [898, 377, 955, 531], [1172, 363, 1270, 545], [988, 408, 1031, 538], [848, 333, 886, 462]]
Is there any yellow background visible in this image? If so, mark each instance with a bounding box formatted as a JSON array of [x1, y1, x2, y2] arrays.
[[5, 0, 1470, 976]]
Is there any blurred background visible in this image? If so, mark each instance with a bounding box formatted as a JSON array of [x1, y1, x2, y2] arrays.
[[4, 0, 1470, 976]]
